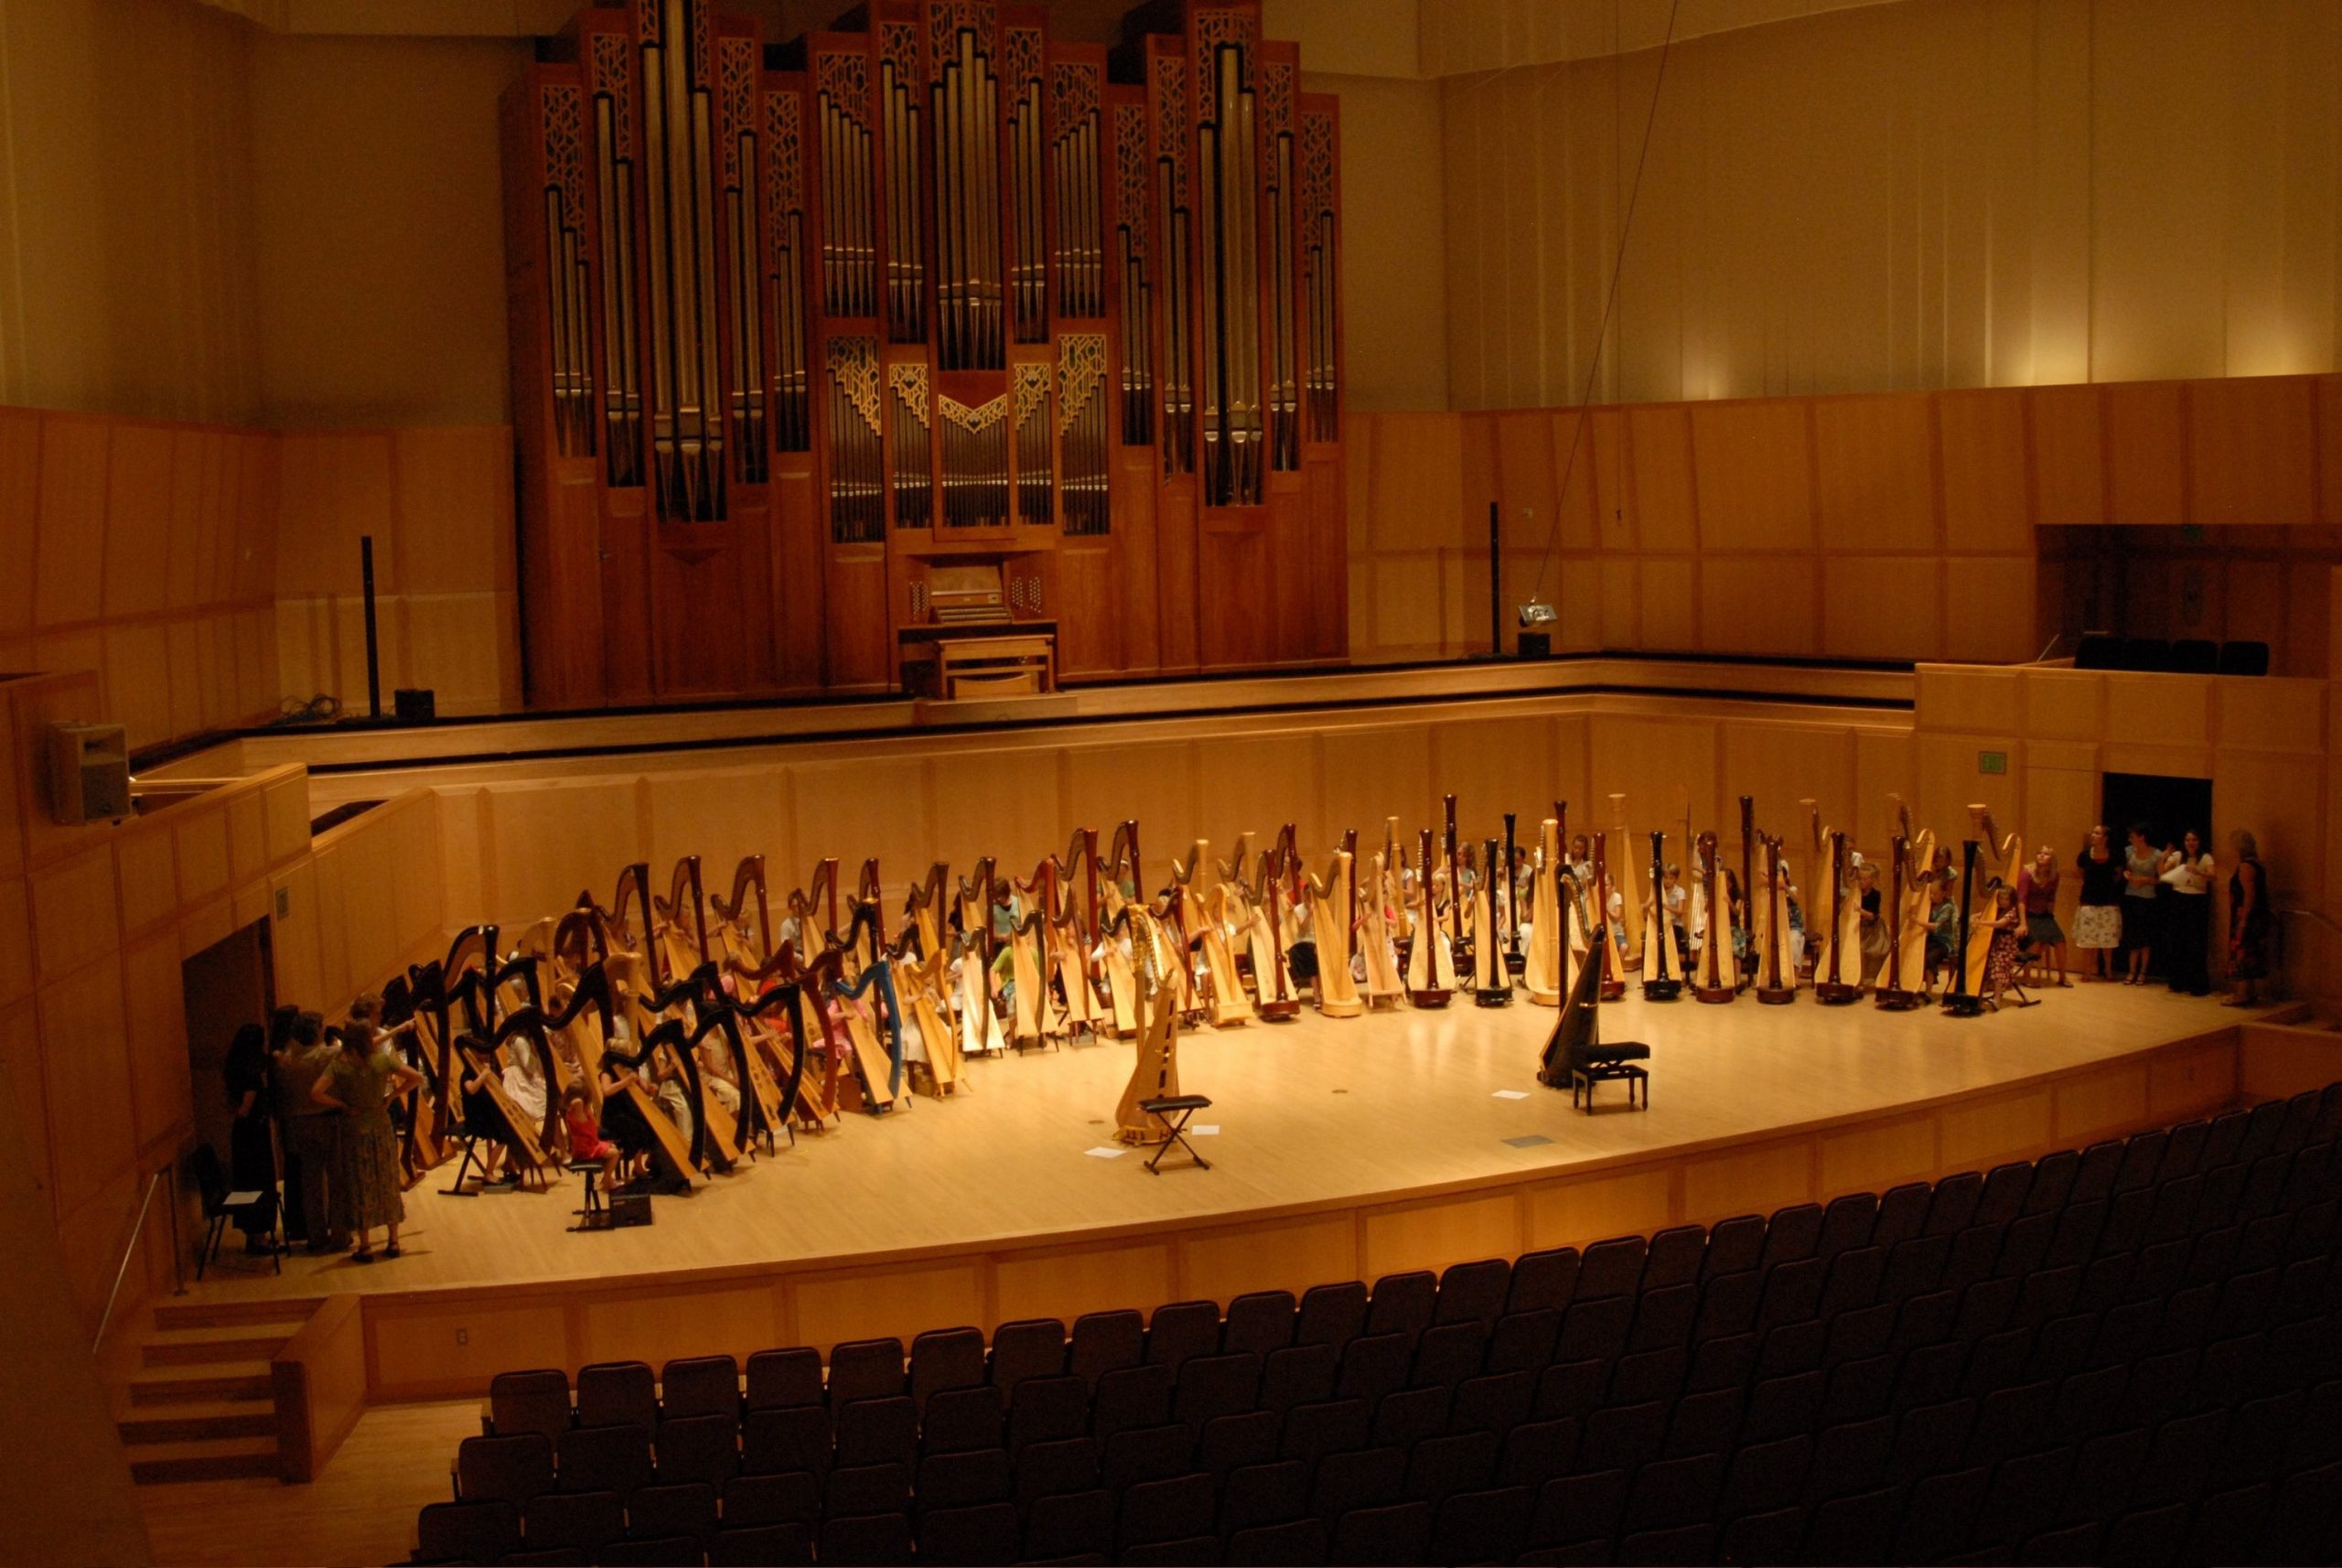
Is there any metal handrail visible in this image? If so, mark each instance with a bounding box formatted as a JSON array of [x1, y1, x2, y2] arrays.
[[91, 1163, 185, 1353], [2281, 906, 2342, 940]]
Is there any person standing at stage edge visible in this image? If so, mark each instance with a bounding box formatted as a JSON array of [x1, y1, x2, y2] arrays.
[[274, 1010, 346, 1252], [2160, 830, 2215, 997]]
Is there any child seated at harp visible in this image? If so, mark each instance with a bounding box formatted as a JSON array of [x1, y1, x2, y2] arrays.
[[1923, 875, 1959, 994], [561, 1082, 620, 1186]]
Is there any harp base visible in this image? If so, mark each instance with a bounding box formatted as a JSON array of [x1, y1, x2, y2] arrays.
[[1873, 986, 1925, 1011], [1599, 983, 1627, 1002], [1525, 985, 1561, 1006], [1317, 997, 1364, 1019], [1641, 979, 1682, 1002], [1692, 984, 1736, 1004], [1814, 983, 1862, 1004], [1209, 1004, 1253, 1027], [1474, 986, 1513, 1008], [1941, 993, 1987, 1017], [1505, 951, 1527, 978], [1257, 999, 1303, 1022], [1408, 987, 1452, 1009], [1756, 986, 1797, 1004]]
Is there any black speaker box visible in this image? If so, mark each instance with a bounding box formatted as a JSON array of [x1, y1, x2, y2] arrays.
[[1518, 631, 1552, 660], [608, 1192, 654, 1228], [394, 687, 437, 722], [2218, 639, 2271, 677]]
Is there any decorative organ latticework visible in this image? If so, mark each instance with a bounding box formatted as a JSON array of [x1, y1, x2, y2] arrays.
[[505, 0, 1344, 706], [1113, 101, 1154, 446], [888, 362, 933, 527], [1013, 363, 1053, 524], [1300, 107, 1339, 444], [1058, 333, 1109, 535]]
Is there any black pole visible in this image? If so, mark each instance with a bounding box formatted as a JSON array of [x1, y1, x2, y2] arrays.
[[1488, 500, 1502, 658], [360, 534, 381, 719]]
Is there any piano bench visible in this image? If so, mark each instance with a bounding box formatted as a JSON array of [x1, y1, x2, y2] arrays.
[[1569, 1053, 1649, 1113]]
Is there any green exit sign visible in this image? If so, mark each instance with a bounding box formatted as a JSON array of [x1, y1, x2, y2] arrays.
[[1978, 750, 2009, 776]]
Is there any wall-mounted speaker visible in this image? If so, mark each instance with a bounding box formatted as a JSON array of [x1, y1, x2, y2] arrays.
[[47, 722, 129, 826]]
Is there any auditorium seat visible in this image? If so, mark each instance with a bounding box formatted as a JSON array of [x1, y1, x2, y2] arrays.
[[417, 1498, 521, 1563], [415, 1083, 2342, 1567], [706, 1520, 811, 1565], [576, 1362, 659, 1431]]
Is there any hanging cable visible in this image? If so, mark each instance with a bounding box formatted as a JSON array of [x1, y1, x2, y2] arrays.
[[1526, 0, 1683, 610]]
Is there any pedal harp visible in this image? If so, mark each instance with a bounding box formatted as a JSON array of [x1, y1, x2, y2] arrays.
[[1641, 830, 1681, 1001], [1692, 830, 1735, 1004], [1523, 813, 1563, 1006], [1755, 832, 1796, 1004], [1405, 826, 1456, 1007], [1537, 864, 1603, 1090], [1593, 831, 1626, 1002], [1874, 833, 1924, 1010], [1814, 827, 1862, 1004], [1473, 836, 1512, 1006], [1943, 839, 1986, 1015]]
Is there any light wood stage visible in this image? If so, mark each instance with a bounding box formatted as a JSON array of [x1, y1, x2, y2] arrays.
[[175, 981, 2300, 1402]]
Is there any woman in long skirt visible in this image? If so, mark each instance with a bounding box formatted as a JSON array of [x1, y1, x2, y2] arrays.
[[313, 1023, 422, 1262]]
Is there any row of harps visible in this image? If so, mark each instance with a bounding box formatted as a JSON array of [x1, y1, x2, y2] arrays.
[[373, 791, 2026, 1194]]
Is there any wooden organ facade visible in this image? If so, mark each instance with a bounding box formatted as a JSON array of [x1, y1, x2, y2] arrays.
[[504, 0, 1346, 707]]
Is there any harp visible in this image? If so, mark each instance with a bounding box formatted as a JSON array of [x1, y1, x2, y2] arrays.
[[1004, 905, 1060, 1049], [1300, 838, 1364, 1017], [1109, 902, 1187, 1144], [1355, 849, 1405, 1009], [1692, 830, 1735, 1004], [1755, 833, 1797, 1004], [1874, 833, 1925, 1010], [1592, 832, 1626, 1002], [1607, 794, 1645, 968], [1174, 840, 1252, 1027], [1536, 866, 1603, 1089], [1502, 812, 1526, 978], [888, 941, 964, 1096], [1443, 794, 1465, 977], [787, 857, 842, 953], [1522, 815, 1563, 1006], [1252, 830, 1303, 1021], [637, 961, 746, 1172], [1404, 827, 1456, 1006], [1814, 826, 1863, 1004], [1963, 806, 2020, 996], [904, 861, 951, 957], [1472, 837, 1512, 1006], [591, 956, 714, 1187], [1944, 839, 1987, 1015], [1641, 830, 1682, 1001]]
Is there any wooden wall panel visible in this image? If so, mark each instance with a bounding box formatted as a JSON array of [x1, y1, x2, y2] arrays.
[[2189, 375, 2317, 526], [1937, 389, 2032, 552], [2102, 381, 2186, 525], [1625, 406, 1696, 552], [1689, 401, 1815, 553], [1813, 393, 1936, 553]]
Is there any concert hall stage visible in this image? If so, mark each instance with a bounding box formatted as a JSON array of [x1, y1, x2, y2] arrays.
[[178, 982, 2291, 1402]]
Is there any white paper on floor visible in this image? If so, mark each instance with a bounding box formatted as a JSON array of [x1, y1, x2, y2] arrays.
[[1085, 1145, 1127, 1158], [1492, 1090, 1531, 1100], [1191, 1124, 1220, 1135]]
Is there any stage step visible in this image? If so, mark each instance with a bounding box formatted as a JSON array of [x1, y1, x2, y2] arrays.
[[124, 1361, 275, 1406], [139, 1325, 295, 1369], [124, 1434, 280, 1485], [150, 1296, 323, 1332], [116, 1397, 278, 1445]]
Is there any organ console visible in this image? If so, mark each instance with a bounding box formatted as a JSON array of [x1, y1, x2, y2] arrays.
[[504, 0, 1346, 705]]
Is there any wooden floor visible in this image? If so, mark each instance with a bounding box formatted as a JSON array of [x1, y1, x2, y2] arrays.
[[182, 978, 2242, 1308]]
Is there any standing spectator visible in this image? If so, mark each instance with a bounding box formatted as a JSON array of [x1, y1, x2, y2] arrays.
[[221, 1023, 277, 1252], [2160, 829, 2215, 996], [2225, 831, 2272, 1007], [274, 1011, 344, 1252], [2016, 847, 2069, 987], [2121, 823, 2163, 984], [312, 1023, 422, 1262], [2072, 826, 2123, 981]]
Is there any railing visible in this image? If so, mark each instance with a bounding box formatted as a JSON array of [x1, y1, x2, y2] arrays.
[[91, 1163, 185, 1353]]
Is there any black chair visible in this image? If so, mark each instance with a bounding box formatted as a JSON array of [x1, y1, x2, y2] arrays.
[[833, 1395, 915, 1470], [1220, 1292, 1297, 1358], [816, 1510, 911, 1567], [744, 1348, 823, 1411], [1408, 1322, 1485, 1388], [1012, 1435, 1099, 1506], [921, 1384, 1004, 1455], [523, 1490, 623, 1553], [1365, 1271, 1437, 1340], [822, 1461, 906, 1520], [1222, 1516, 1326, 1566], [1100, 1423, 1194, 1492], [1717, 1505, 1806, 1567], [2074, 632, 2122, 670], [1092, 1363, 1173, 1439], [1576, 1236, 1647, 1299], [1308, 1444, 1406, 1520], [914, 1502, 1017, 1567], [738, 1405, 828, 1479], [1067, 1309, 1144, 1384], [1004, 1373, 1089, 1452], [1403, 1429, 1497, 1508], [575, 1362, 659, 1431], [983, 1318, 1067, 1397], [487, 1369, 571, 1444], [1623, 1452, 1722, 1533], [1451, 1369, 1534, 1436], [915, 1446, 1010, 1509], [416, 1498, 521, 1563], [1434, 1259, 1511, 1326], [1257, 1343, 1336, 1412], [658, 1355, 738, 1419], [720, 1470, 818, 1528], [1295, 1281, 1369, 1351], [707, 1521, 811, 1566], [1020, 1488, 1112, 1560], [2118, 637, 2172, 671], [2218, 639, 2271, 676], [1333, 1331, 1412, 1403], [596, 1533, 700, 1566], [651, 1412, 740, 1487], [908, 1326, 987, 1412], [1807, 1482, 1905, 1566], [1219, 1459, 1309, 1534], [1528, 1469, 1626, 1552], [189, 1143, 278, 1280], [1276, 1397, 1370, 1466], [1327, 1500, 1431, 1566], [823, 1338, 905, 1409], [1174, 1352, 1261, 1430], [1427, 1485, 1531, 1565], [624, 1482, 715, 1543], [1115, 1471, 1215, 1552], [456, 1433, 555, 1505], [556, 1423, 654, 1497], [1508, 1246, 1581, 1312], [1144, 1300, 1223, 1372], [1197, 1409, 1278, 1476]]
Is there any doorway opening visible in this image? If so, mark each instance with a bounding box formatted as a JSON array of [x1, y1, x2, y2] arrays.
[[181, 919, 276, 1219], [2100, 772, 2213, 980]]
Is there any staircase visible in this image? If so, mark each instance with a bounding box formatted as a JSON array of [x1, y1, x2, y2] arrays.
[[111, 1297, 324, 1484]]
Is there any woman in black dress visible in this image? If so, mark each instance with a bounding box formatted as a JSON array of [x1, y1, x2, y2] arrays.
[[222, 1022, 278, 1251]]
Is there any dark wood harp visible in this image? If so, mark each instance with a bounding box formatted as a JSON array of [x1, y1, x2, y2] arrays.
[[1593, 832, 1625, 1002], [1814, 829, 1862, 1004], [1943, 839, 1987, 1016], [1641, 829, 1681, 1001], [1538, 867, 1603, 1089], [1693, 830, 1735, 1004], [1473, 836, 1512, 1006], [1405, 826, 1453, 1007]]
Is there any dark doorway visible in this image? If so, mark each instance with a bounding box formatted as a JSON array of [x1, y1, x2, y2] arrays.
[[2100, 772, 2213, 979], [181, 920, 275, 1174]]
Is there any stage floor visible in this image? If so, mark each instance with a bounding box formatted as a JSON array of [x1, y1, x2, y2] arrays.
[[183, 979, 2249, 1310]]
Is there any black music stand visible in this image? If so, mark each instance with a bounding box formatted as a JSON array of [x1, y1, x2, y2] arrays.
[[1138, 1094, 1213, 1174]]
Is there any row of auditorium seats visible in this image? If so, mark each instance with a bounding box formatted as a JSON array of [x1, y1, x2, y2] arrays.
[[2071, 634, 2269, 675], [415, 1085, 2342, 1567]]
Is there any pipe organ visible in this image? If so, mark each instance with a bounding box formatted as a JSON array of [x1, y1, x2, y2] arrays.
[[506, 0, 1344, 706]]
